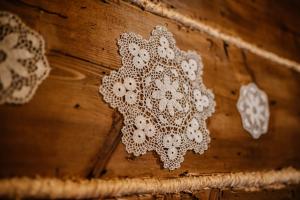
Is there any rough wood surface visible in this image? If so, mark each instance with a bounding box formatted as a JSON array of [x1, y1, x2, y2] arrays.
[[104, 186, 300, 200], [0, 0, 299, 187], [159, 0, 300, 63], [221, 185, 300, 200]]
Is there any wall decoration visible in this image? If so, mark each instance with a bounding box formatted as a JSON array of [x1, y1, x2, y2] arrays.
[[100, 26, 215, 170], [237, 83, 270, 139], [0, 11, 50, 104]]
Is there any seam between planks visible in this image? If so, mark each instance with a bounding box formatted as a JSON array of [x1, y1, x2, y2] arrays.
[[126, 0, 300, 73]]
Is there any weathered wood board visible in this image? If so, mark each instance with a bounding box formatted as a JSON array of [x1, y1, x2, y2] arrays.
[[114, 186, 300, 200], [0, 0, 299, 189], [160, 0, 300, 63]]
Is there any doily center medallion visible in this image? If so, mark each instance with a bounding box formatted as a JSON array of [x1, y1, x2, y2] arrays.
[[100, 26, 215, 170]]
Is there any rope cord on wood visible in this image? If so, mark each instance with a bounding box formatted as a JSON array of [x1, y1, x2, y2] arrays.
[[128, 0, 300, 73], [0, 167, 299, 199]]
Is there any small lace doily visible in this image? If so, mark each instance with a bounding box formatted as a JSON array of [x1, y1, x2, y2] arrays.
[[0, 11, 50, 104], [237, 83, 270, 139], [100, 26, 215, 170]]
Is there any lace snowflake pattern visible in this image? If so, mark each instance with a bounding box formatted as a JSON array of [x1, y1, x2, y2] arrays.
[[100, 26, 215, 170], [0, 11, 50, 104], [237, 83, 270, 139]]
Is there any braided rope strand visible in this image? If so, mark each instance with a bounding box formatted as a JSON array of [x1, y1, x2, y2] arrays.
[[0, 167, 299, 199]]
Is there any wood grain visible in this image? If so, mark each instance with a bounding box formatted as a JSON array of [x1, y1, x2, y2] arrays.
[[0, 51, 113, 177], [221, 185, 300, 200], [113, 189, 220, 200], [114, 186, 300, 200], [0, 0, 299, 182], [159, 0, 300, 63]]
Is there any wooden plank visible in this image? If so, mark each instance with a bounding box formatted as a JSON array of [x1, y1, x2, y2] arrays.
[[109, 186, 300, 200], [159, 0, 300, 63], [90, 111, 123, 178], [0, 0, 299, 179], [116, 189, 220, 200], [0, 51, 115, 177], [220, 185, 300, 200]]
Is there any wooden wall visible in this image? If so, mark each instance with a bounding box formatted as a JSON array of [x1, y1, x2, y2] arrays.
[[0, 0, 299, 199]]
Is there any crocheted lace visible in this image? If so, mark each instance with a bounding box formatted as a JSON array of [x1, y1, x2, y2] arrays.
[[0, 11, 50, 104], [237, 83, 269, 139], [100, 26, 215, 170]]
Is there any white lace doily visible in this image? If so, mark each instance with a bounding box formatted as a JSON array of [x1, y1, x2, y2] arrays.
[[0, 11, 50, 104], [100, 26, 215, 170], [237, 83, 269, 139]]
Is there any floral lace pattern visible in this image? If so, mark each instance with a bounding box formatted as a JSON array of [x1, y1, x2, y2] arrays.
[[100, 26, 215, 170], [237, 83, 269, 139], [0, 11, 50, 104]]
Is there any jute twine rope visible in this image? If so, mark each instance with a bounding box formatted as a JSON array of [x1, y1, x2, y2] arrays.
[[129, 0, 300, 73], [0, 167, 299, 199]]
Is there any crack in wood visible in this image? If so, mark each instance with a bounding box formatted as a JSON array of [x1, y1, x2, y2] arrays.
[[100, 0, 110, 4], [241, 49, 256, 83], [223, 41, 230, 59], [88, 111, 123, 178], [17, 0, 68, 19], [49, 49, 116, 71]]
